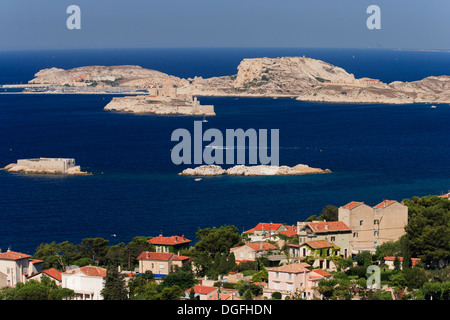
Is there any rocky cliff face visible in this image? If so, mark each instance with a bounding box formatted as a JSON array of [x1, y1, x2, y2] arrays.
[[27, 57, 450, 104], [29, 65, 187, 88]]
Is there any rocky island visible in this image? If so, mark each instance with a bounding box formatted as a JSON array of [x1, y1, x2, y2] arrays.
[[179, 164, 331, 177], [13, 56, 449, 106], [2, 158, 89, 175]]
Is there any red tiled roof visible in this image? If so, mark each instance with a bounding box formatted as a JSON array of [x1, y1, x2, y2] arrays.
[[137, 251, 174, 261], [303, 240, 339, 249], [310, 269, 332, 278], [384, 256, 421, 266], [30, 259, 43, 264], [439, 193, 449, 199], [280, 226, 298, 237], [341, 201, 364, 210], [0, 251, 31, 260], [42, 268, 62, 281], [245, 242, 277, 251], [185, 285, 217, 295], [28, 268, 62, 282], [64, 266, 107, 277], [246, 223, 283, 233], [173, 255, 191, 261], [267, 262, 311, 274], [374, 200, 397, 208], [147, 235, 191, 246], [307, 221, 350, 233]]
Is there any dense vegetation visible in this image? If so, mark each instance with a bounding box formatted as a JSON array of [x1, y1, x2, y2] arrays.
[[1, 195, 448, 300]]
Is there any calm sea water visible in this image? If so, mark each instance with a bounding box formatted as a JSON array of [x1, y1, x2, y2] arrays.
[[0, 48, 449, 255]]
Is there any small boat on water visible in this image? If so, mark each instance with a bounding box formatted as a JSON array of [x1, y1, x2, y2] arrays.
[[431, 105, 436, 108], [194, 178, 202, 181]]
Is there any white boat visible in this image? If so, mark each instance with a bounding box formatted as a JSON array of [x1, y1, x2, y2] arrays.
[[194, 178, 202, 181], [431, 105, 436, 108]]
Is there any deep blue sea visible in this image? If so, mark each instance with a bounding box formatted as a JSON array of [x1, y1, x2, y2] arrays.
[[1, 48, 450, 255]]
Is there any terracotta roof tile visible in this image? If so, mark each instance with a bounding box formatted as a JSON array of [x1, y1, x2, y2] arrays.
[[383, 256, 421, 266], [147, 235, 191, 246], [374, 200, 397, 208], [245, 242, 277, 251], [64, 266, 107, 278], [0, 251, 31, 260], [185, 285, 217, 295], [303, 240, 339, 249], [267, 262, 311, 273], [341, 201, 364, 210], [137, 251, 174, 261], [307, 221, 350, 233]]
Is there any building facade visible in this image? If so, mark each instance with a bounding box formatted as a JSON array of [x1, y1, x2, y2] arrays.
[[338, 200, 408, 254], [61, 266, 107, 300], [0, 250, 42, 288]]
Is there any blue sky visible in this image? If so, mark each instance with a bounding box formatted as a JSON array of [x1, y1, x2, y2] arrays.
[[0, 0, 449, 51]]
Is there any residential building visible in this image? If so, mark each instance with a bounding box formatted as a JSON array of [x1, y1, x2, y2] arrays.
[[338, 200, 408, 254], [299, 240, 340, 271], [27, 267, 62, 286], [147, 235, 191, 253], [137, 251, 190, 279], [185, 285, 218, 300], [297, 220, 351, 258], [243, 223, 288, 242], [61, 266, 107, 300], [383, 256, 421, 270], [230, 242, 278, 263], [208, 292, 242, 300], [0, 249, 42, 288], [264, 262, 331, 300]]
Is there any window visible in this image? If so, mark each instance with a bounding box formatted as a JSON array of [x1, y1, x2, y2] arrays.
[[359, 220, 363, 226], [275, 272, 280, 278], [159, 264, 164, 269], [331, 236, 335, 242], [287, 273, 293, 280], [353, 232, 359, 238], [374, 219, 379, 225], [286, 283, 293, 291]]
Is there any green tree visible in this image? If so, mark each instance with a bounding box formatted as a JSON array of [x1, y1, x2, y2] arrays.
[[79, 237, 110, 266], [242, 289, 253, 300], [158, 267, 197, 291], [194, 225, 243, 256], [101, 266, 128, 300], [123, 236, 152, 270], [34, 241, 82, 271], [189, 287, 196, 300], [228, 252, 236, 271], [14, 280, 49, 300], [321, 205, 339, 221], [403, 196, 450, 266], [49, 287, 75, 300]]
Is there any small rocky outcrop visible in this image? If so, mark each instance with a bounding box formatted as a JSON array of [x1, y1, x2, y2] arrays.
[[179, 164, 331, 176]]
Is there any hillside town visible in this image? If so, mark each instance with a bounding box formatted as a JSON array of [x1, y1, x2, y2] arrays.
[[0, 193, 449, 301]]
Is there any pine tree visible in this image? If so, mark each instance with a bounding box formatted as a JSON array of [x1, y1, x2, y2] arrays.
[[101, 266, 128, 300]]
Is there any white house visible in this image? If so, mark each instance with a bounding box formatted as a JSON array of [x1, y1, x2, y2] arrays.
[[0, 249, 42, 288], [62, 266, 107, 300]]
